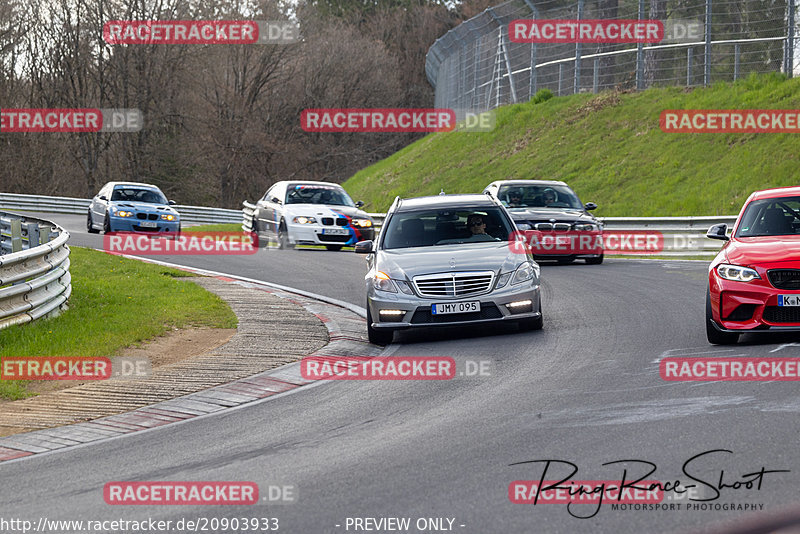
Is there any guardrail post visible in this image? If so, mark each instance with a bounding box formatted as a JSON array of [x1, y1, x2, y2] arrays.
[[39, 225, 51, 244], [26, 223, 40, 248], [10, 219, 22, 253]]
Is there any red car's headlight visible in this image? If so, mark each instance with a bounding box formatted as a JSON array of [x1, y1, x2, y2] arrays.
[[716, 263, 761, 282]]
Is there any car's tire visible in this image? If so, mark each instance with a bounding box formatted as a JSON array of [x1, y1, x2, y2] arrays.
[[277, 220, 294, 250], [556, 256, 575, 265], [87, 211, 99, 233], [367, 306, 393, 345], [586, 254, 604, 265], [325, 245, 343, 251], [103, 212, 112, 234], [706, 289, 739, 344]]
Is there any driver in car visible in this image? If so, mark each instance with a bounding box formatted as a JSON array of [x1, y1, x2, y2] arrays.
[[465, 214, 497, 242], [508, 189, 526, 208]]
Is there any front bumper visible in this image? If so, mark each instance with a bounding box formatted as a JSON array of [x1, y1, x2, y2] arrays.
[[367, 283, 541, 331], [109, 216, 179, 233], [709, 264, 800, 332], [289, 223, 374, 246]]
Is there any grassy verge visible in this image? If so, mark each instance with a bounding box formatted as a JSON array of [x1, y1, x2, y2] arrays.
[[343, 73, 800, 217], [0, 247, 237, 400], [184, 223, 242, 232]]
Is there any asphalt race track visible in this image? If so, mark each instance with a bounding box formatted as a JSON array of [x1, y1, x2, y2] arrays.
[[3, 213, 800, 533]]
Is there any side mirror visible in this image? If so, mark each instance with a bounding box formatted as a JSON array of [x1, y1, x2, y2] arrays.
[[355, 201, 365, 208], [354, 240, 374, 254], [168, 200, 177, 205], [584, 202, 598, 211], [271, 197, 281, 204], [706, 223, 730, 241], [99, 195, 107, 201]]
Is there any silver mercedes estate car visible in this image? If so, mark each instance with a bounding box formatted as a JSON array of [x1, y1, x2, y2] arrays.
[[355, 193, 543, 345]]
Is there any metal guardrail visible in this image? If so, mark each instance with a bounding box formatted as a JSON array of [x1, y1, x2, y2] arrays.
[[0, 211, 72, 329], [0, 192, 242, 225], [242, 201, 735, 256]]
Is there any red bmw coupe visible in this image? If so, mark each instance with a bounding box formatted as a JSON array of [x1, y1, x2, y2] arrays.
[[706, 186, 800, 344]]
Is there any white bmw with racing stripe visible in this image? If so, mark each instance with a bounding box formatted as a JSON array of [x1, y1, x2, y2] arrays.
[[253, 181, 375, 250]]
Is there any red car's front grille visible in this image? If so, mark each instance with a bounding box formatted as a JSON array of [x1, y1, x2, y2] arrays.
[[767, 269, 800, 289], [763, 306, 800, 323]]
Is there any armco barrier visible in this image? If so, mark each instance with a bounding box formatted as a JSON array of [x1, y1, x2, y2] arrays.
[[0, 211, 71, 329], [0, 192, 242, 225], [241, 200, 735, 256]]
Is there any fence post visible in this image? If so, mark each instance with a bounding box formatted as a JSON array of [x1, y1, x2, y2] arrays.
[[636, 0, 645, 90], [575, 0, 584, 94], [558, 64, 564, 95], [524, 0, 539, 99], [788, 0, 796, 78], [488, 9, 517, 104], [687, 47, 693, 86], [734, 43, 740, 81], [10, 219, 22, 253], [704, 0, 712, 86], [593, 58, 600, 93]]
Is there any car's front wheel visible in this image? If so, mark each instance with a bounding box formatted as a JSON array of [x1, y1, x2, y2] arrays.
[[103, 212, 112, 234], [706, 289, 739, 344], [277, 220, 294, 250], [367, 306, 393, 345], [586, 254, 604, 265], [87, 211, 99, 233]]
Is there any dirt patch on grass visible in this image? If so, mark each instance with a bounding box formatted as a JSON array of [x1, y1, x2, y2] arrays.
[[0, 327, 235, 405]]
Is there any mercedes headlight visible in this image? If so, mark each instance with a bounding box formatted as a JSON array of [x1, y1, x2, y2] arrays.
[[512, 262, 537, 285], [292, 216, 317, 224], [372, 271, 397, 293], [495, 272, 512, 289], [716, 264, 761, 282]]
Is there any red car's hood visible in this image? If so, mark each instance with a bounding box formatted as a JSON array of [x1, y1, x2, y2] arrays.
[[726, 236, 800, 265]]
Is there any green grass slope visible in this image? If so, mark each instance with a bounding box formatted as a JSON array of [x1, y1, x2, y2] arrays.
[[343, 73, 800, 216]]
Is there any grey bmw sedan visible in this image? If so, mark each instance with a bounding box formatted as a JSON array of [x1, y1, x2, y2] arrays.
[[355, 193, 543, 345]]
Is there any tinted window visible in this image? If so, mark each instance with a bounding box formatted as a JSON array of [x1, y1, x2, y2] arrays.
[[111, 187, 168, 204], [497, 184, 583, 209], [285, 185, 355, 207], [736, 196, 800, 237], [382, 207, 513, 249]]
